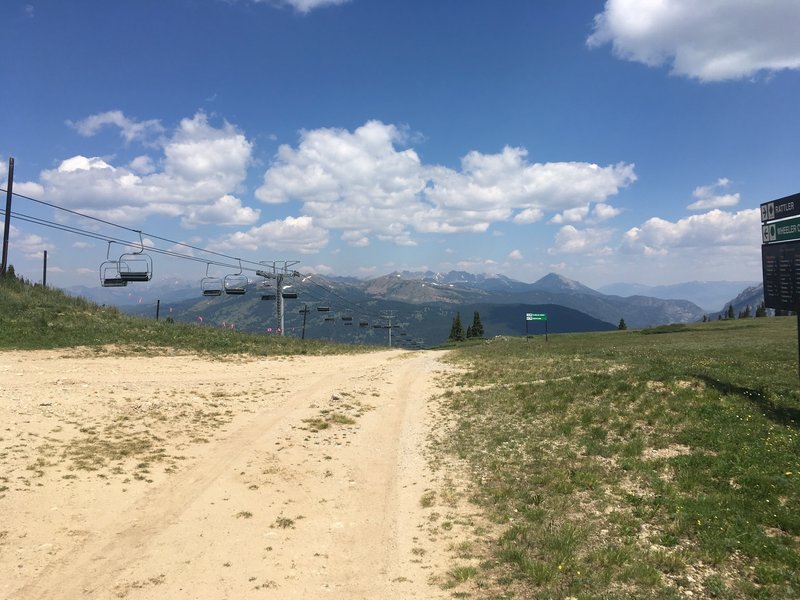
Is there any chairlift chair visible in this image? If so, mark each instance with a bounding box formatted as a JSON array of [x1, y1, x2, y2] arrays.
[[201, 264, 223, 296], [282, 291, 298, 299], [223, 260, 248, 295], [118, 231, 153, 282], [261, 294, 277, 301], [100, 261, 128, 287], [99, 242, 127, 287], [317, 306, 330, 312], [359, 319, 369, 327]]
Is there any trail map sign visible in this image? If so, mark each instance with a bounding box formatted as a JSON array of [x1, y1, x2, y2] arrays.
[[761, 192, 800, 311], [761, 192, 800, 380], [761, 241, 800, 312]]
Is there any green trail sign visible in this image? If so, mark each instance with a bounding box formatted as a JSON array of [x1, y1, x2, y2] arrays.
[[526, 313, 547, 321], [762, 215, 800, 244]]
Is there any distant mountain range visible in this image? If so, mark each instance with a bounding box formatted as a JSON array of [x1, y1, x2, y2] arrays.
[[597, 280, 760, 312], [72, 270, 765, 346]]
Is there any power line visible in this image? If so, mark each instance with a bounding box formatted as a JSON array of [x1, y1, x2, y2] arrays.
[[0, 188, 267, 271]]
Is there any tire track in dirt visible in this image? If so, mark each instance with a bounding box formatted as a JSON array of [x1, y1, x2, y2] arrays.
[[4, 349, 454, 599]]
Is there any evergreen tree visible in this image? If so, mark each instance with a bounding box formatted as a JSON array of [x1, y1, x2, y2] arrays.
[[470, 311, 484, 338], [726, 304, 735, 319], [466, 325, 474, 339], [449, 312, 465, 342], [755, 302, 767, 318], [702, 315, 708, 323], [617, 318, 627, 330]]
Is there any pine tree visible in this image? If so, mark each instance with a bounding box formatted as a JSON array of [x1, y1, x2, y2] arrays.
[[466, 325, 474, 338], [755, 302, 767, 318], [449, 312, 465, 342], [726, 304, 735, 319], [618, 318, 627, 330], [470, 311, 484, 338]]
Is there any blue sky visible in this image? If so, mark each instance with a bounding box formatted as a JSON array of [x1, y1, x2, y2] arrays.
[[2, 0, 800, 289]]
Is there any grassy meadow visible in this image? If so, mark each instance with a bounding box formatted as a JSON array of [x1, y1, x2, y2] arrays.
[[3, 273, 799, 598], [0, 274, 363, 355], [437, 319, 800, 599]]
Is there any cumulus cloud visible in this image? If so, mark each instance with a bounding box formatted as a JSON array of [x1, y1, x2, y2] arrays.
[[549, 225, 615, 255], [687, 178, 739, 211], [508, 249, 524, 260], [621, 208, 759, 255], [69, 110, 165, 145], [592, 202, 621, 221], [0, 224, 49, 259], [219, 215, 329, 254], [180, 195, 260, 228], [551, 205, 590, 224], [40, 111, 254, 225], [255, 120, 636, 245], [588, 0, 800, 81]]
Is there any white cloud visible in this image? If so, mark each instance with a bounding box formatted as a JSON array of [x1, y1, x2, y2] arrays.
[[40, 111, 254, 225], [220, 215, 329, 254], [592, 202, 621, 221], [621, 208, 759, 255], [69, 110, 165, 145], [588, 0, 800, 81], [508, 249, 523, 260], [687, 178, 739, 210], [129, 155, 156, 174], [549, 225, 615, 255], [256, 120, 636, 244], [250, 0, 350, 14], [551, 205, 590, 224], [0, 224, 49, 259], [512, 207, 544, 224], [180, 195, 260, 228], [341, 230, 370, 247], [305, 264, 334, 275]]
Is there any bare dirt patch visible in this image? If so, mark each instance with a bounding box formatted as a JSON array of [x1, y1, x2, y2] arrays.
[[0, 348, 461, 599]]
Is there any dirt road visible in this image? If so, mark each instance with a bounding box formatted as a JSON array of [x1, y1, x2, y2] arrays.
[[0, 348, 467, 599]]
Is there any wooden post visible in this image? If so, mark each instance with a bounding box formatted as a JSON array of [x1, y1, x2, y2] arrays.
[[1, 157, 14, 276]]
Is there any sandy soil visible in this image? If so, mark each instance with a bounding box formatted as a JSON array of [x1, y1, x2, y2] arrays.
[[0, 348, 478, 599]]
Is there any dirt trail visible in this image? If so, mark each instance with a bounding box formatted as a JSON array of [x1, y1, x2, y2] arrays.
[[0, 348, 461, 599]]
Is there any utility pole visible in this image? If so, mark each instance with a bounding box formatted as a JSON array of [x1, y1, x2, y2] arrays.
[[300, 304, 309, 339], [256, 261, 300, 337], [42, 250, 47, 287], [381, 310, 397, 347], [1, 156, 14, 276]]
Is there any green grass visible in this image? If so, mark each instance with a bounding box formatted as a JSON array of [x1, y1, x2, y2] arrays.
[[439, 318, 800, 599], [0, 274, 364, 356]]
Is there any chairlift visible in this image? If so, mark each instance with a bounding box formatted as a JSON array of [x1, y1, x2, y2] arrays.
[[324, 315, 336, 322], [201, 263, 223, 297], [317, 306, 330, 312], [100, 242, 127, 287], [118, 231, 153, 282], [341, 315, 353, 322], [100, 263, 127, 287], [359, 319, 369, 327], [282, 291, 298, 299], [261, 294, 277, 301], [224, 260, 248, 295]]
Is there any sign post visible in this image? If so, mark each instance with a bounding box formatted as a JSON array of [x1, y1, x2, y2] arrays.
[[761, 192, 800, 380], [526, 312, 548, 342]]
